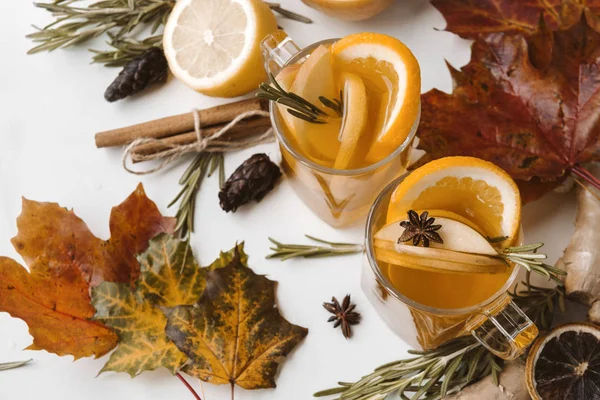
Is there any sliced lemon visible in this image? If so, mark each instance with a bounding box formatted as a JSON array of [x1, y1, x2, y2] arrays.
[[290, 45, 341, 162], [163, 0, 277, 97], [375, 216, 498, 255], [333, 72, 368, 169], [302, 0, 394, 21], [332, 32, 421, 164], [388, 157, 521, 246]]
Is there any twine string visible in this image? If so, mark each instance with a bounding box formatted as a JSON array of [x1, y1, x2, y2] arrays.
[[122, 109, 274, 175]]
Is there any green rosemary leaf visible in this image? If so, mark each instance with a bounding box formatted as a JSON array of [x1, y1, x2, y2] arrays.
[[170, 152, 224, 239], [287, 108, 326, 124], [258, 74, 342, 124], [0, 360, 32, 372], [28, 0, 310, 67], [319, 95, 343, 117], [267, 235, 363, 260]]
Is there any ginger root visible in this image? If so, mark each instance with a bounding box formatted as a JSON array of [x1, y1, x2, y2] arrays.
[[444, 362, 528, 400], [556, 165, 600, 323]]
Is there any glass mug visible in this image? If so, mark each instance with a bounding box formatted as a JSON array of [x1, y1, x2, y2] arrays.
[[362, 174, 539, 360], [261, 32, 420, 228]]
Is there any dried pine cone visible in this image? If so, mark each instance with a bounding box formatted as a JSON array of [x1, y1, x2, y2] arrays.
[[104, 47, 168, 102], [219, 154, 282, 212]]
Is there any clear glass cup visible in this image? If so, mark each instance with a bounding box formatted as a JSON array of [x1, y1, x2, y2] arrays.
[[362, 174, 539, 360], [261, 32, 419, 228]]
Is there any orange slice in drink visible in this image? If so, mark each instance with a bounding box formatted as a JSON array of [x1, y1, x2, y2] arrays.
[[387, 157, 521, 247], [332, 32, 421, 164], [334, 72, 368, 169], [290, 45, 341, 163]]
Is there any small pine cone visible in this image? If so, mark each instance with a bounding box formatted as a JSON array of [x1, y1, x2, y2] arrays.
[[219, 154, 282, 212], [104, 47, 168, 102]]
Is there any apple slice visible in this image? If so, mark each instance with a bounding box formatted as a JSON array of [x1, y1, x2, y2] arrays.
[[374, 246, 508, 275], [274, 64, 300, 133], [290, 45, 341, 162], [333, 73, 368, 169], [375, 216, 497, 255]]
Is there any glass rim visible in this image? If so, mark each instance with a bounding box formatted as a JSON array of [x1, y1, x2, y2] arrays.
[[269, 38, 420, 177], [364, 173, 521, 316]]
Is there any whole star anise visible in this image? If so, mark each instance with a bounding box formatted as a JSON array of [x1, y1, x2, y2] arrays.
[[398, 210, 443, 247], [323, 295, 361, 339]]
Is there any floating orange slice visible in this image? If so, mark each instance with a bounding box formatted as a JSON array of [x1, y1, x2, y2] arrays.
[[332, 32, 421, 164]]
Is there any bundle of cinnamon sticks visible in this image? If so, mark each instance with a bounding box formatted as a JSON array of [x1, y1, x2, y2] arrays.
[[95, 98, 272, 162]]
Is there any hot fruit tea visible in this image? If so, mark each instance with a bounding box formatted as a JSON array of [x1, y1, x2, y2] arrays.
[[266, 32, 421, 227]]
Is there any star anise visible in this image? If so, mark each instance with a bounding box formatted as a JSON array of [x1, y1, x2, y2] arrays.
[[398, 210, 443, 247], [323, 295, 361, 339]]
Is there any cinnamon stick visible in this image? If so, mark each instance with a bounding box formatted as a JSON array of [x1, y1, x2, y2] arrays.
[[95, 97, 269, 148], [131, 116, 272, 157]]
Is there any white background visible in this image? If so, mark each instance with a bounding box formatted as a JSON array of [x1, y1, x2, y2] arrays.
[[0, 0, 580, 399]]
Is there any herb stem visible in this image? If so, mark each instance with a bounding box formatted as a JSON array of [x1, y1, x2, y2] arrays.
[[267, 235, 363, 261], [176, 372, 202, 400], [170, 152, 224, 239], [0, 360, 32, 372]]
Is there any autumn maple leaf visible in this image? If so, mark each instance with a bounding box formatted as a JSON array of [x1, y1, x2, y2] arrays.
[[431, 0, 600, 38], [0, 184, 175, 359], [414, 15, 600, 199], [165, 249, 308, 392]]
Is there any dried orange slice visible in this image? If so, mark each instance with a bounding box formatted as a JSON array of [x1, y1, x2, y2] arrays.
[[526, 323, 600, 400], [332, 32, 421, 164], [387, 157, 521, 247]]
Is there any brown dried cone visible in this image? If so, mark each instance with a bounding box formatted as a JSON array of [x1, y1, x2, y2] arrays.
[[218, 153, 282, 212], [323, 295, 361, 339], [104, 47, 168, 102]]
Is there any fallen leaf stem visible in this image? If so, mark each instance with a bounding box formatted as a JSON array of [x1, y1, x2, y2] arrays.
[[572, 164, 600, 192], [176, 372, 202, 400]]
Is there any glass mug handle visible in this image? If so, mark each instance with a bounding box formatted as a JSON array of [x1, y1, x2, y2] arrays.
[[260, 30, 301, 76], [467, 299, 539, 360]]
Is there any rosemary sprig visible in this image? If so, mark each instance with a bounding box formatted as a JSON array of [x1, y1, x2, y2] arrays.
[[90, 33, 163, 67], [511, 271, 566, 330], [498, 243, 566, 285], [257, 74, 343, 123], [27, 0, 174, 57], [28, 0, 311, 66], [267, 235, 363, 261], [0, 359, 32, 372], [314, 337, 495, 400], [169, 152, 224, 239]]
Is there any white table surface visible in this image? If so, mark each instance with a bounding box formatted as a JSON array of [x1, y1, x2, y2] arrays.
[[0, 0, 580, 399]]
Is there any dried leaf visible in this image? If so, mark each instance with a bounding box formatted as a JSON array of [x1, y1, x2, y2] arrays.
[[165, 252, 308, 390], [0, 184, 173, 359], [431, 0, 594, 39], [91, 281, 187, 376], [91, 233, 205, 377], [414, 16, 600, 198], [12, 183, 175, 287], [0, 257, 117, 359], [206, 242, 248, 270]]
